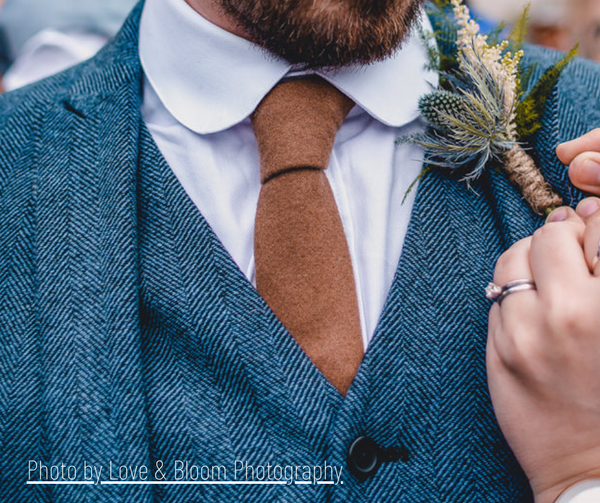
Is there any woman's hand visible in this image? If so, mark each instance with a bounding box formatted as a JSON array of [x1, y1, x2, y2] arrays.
[[488, 200, 600, 503], [559, 129, 600, 195]]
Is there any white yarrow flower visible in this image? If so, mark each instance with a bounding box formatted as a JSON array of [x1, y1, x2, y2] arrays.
[[451, 0, 522, 140]]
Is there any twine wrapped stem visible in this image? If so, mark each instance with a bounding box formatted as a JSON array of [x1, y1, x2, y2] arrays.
[[503, 145, 562, 215]]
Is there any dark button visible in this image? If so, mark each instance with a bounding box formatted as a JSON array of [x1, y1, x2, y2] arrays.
[[347, 437, 410, 481], [347, 437, 382, 480]]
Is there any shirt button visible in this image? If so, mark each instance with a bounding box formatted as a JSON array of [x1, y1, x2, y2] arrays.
[[347, 436, 382, 480]]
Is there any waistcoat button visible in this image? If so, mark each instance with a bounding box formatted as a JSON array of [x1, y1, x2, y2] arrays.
[[347, 436, 381, 480]]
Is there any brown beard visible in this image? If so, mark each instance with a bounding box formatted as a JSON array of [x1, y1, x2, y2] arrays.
[[215, 0, 425, 68]]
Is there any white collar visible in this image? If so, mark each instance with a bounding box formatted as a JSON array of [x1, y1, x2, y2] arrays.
[[139, 0, 438, 135]]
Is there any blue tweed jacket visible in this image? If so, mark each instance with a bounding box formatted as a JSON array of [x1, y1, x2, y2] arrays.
[[1, 3, 600, 502]]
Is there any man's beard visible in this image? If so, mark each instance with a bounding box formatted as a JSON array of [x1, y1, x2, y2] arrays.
[[216, 0, 425, 68]]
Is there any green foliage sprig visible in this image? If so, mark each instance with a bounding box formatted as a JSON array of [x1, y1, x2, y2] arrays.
[[515, 44, 578, 139], [402, 0, 577, 214]]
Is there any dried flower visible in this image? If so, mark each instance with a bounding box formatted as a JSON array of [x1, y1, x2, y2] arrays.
[[401, 0, 575, 215]]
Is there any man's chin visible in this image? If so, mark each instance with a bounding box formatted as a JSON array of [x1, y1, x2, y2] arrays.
[[265, 39, 406, 70], [222, 0, 424, 68]]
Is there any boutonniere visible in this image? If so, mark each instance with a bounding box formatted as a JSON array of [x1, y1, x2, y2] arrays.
[[403, 0, 577, 215]]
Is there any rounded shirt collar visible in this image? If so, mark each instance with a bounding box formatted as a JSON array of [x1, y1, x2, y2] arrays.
[[139, 0, 438, 135]]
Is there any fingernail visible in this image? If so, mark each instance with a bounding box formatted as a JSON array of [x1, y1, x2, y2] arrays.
[[577, 198, 600, 218], [557, 139, 574, 150], [580, 158, 600, 185], [546, 207, 568, 223]]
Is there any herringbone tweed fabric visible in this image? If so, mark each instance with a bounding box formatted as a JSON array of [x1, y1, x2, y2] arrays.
[[1, 2, 600, 502]]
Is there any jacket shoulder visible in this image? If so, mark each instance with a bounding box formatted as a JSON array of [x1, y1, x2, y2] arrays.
[[0, 65, 81, 130], [0, 2, 143, 192], [0, 55, 117, 196], [0, 0, 143, 133]]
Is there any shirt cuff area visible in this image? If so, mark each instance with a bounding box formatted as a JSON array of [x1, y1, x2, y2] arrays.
[[556, 480, 600, 503]]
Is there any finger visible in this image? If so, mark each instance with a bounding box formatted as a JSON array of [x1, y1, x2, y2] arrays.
[[488, 301, 539, 377], [574, 198, 600, 272], [487, 303, 508, 368], [493, 237, 538, 310], [490, 240, 538, 370], [557, 128, 600, 165], [530, 207, 589, 295], [568, 152, 600, 195], [575, 197, 600, 220], [581, 208, 600, 275], [493, 237, 534, 285]]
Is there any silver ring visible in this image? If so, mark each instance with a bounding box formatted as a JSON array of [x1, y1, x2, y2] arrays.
[[485, 279, 537, 305]]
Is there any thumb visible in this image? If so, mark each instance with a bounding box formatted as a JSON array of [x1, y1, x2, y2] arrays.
[[557, 128, 600, 165], [568, 152, 600, 196]]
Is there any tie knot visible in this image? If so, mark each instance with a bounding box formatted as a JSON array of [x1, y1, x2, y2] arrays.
[[251, 77, 355, 184]]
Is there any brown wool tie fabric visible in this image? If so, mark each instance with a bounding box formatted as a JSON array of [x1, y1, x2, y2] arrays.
[[251, 76, 363, 396]]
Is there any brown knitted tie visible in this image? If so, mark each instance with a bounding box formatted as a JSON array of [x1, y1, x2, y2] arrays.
[[251, 76, 363, 396]]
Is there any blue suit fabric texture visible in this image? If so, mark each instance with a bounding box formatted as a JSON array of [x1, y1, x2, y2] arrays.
[[1, 2, 599, 502]]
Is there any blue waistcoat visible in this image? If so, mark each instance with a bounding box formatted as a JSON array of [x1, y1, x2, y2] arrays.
[[1, 2, 600, 502]]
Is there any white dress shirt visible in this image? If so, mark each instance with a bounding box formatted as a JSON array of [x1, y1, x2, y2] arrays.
[[139, 0, 438, 350], [3, 29, 108, 91]]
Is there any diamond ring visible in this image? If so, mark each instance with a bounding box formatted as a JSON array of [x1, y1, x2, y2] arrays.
[[485, 279, 537, 305]]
